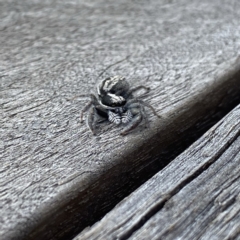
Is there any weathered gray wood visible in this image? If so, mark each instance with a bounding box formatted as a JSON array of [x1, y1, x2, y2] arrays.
[[74, 105, 240, 240], [1, 0, 240, 239]]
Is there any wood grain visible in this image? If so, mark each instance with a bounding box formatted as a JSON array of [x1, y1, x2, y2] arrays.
[[75, 105, 240, 240], [1, 0, 240, 239]]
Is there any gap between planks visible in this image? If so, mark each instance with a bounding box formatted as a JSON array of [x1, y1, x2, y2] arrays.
[[74, 103, 240, 240], [24, 58, 240, 240]]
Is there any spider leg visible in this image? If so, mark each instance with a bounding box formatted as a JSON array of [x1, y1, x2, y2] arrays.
[[121, 110, 132, 124], [127, 99, 161, 118], [108, 110, 121, 125], [80, 100, 92, 123], [120, 114, 142, 136], [138, 99, 161, 118], [78, 94, 100, 123], [97, 118, 108, 124], [120, 103, 142, 136], [141, 104, 149, 128], [86, 104, 108, 134], [87, 106, 98, 135]]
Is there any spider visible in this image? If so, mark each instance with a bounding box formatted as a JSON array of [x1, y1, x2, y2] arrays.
[[79, 76, 161, 135]]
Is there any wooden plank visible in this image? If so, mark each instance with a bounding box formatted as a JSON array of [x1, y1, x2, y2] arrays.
[[74, 105, 240, 240], [1, 0, 240, 239]]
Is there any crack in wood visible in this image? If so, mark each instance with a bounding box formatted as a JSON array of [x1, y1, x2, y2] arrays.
[[118, 131, 240, 240]]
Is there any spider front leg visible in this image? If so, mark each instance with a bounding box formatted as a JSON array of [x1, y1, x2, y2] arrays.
[[86, 105, 108, 135], [128, 99, 161, 119], [80, 100, 92, 123], [87, 106, 98, 135], [141, 104, 150, 129], [79, 94, 100, 123], [120, 103, 142, 136]]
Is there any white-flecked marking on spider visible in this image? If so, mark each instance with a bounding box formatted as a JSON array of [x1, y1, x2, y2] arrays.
[[108, 110, 121, 125], [98, 76, 125, 94], [122, 110, 132, 124], [107, 93, 125, 104]]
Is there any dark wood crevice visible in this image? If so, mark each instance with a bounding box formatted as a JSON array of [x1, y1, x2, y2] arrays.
[[27, 62, 240, 240], [117, 124, 240, 240], [74, 100, 240, 240]]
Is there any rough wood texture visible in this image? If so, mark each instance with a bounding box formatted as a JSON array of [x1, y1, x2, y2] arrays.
[[1, 0, 240, 239], [75, 105, 240, 240]]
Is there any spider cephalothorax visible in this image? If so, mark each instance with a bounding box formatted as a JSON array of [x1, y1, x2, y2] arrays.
[[80, 76, 160, 135]]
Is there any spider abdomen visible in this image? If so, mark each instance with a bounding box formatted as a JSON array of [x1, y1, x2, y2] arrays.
[[101, 93, 126, 107]]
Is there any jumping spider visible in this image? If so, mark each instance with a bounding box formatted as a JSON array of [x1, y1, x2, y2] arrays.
[[79, 76, 160, 135]]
